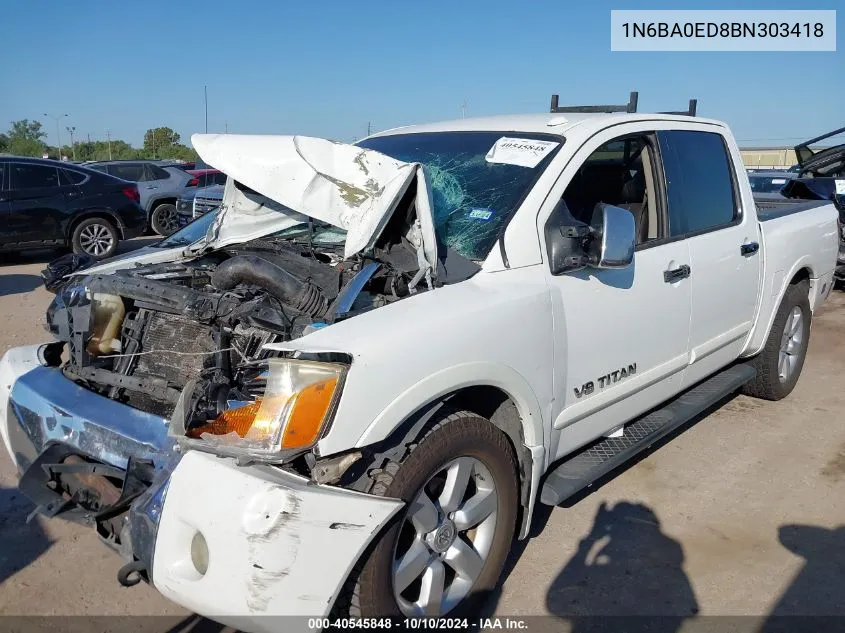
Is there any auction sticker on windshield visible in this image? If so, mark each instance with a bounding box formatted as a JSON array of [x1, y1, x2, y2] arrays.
[[836, 179, 845, 195], [485, 137, 560, 168]]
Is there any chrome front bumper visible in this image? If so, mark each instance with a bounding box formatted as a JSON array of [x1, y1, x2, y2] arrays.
[[0, 344, 177, 577]]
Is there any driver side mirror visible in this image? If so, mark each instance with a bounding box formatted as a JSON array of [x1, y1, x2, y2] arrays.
[[545, 201, 636, 275]]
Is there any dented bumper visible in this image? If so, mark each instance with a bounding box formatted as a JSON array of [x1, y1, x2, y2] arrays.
[[155, 451, 402, 629], [0, 345, 403, 631]]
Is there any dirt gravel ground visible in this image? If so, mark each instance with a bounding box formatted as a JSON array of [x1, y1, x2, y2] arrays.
[[0, 241, 843, 628]]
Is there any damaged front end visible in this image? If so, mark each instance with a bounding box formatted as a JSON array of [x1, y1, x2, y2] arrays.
[[45, 223, 425, 452], [7, 136, 447, 585], [12, 221, 426, 584]]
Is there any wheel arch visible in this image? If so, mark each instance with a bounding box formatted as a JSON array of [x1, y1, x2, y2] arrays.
[[334, 365, 548, 540], [744, 260, 816, 358], [148, 196, 178, 212]]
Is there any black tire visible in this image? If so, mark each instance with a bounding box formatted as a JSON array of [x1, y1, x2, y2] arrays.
[[150, 203, 179, 236], [71, 217, 119, 259], [742, 280, 811, 400], [338, 410, 519, 619]]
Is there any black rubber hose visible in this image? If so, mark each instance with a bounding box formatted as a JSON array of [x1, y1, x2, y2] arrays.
[[211, 255, 328, 318], [117, 560, 146, 587]]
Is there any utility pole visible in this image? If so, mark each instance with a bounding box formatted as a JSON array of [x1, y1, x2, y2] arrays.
[[225, 121, 228, 134], [367, 121, 372, 136], [66, 126, 77, 160], [461, 100, 467, 119], [43, 113, 68, 159], [106, 129, 112, 160], [204, 85, 208, 133]]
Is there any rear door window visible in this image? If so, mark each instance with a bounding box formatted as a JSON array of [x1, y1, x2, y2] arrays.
[[60, 168, 88, 186], [108, 163, 148, 182], [658, 130, 738, 236], [10, 163, 60, 190], [147, 165, 172, 181], [0, 162, 6, 190]]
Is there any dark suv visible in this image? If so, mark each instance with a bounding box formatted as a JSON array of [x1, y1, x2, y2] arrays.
[[0, 157, 146, 259]]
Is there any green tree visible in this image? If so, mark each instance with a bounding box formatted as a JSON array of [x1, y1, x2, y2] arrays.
[[143, 126, 180, 158], [0, 132, 8, 153], [7, 119, 47, 156], [10, 119, 46, 142]]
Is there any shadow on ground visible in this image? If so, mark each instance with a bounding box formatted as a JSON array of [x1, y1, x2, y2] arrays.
[[759, 524, 845, 630], [0, 486, 53, 584], [0, 274, 43, 297], [544, 501, 698, 633]]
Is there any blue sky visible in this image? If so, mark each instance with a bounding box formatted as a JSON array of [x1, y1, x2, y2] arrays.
[[1, 0, 841, 148]]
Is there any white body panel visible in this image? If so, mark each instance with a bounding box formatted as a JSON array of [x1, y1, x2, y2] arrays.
[[154, 451, 402, 630], [80, 244, 189, 275], [266, 265, 554, 457]]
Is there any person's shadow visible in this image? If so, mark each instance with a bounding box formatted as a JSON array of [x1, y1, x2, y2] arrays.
[[758, 524, 845, 633], [0, 487, 54, 583], [546, 501, 698, 633]]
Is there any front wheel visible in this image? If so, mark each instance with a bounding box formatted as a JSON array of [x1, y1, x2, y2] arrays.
[[150, 203, 179, 236], [742, 280, 811, 400], [342, 410, 519, 618]]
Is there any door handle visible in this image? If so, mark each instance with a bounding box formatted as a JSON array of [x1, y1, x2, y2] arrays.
[[664, 264, 691, 283], [145, 185, 157, 190], [741, 242, 760, 256]]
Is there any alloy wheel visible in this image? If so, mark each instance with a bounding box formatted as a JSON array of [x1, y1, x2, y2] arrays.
[[79, 223, 115, 256], [778, 305, 804, 382], [391, 456, 498, 616]]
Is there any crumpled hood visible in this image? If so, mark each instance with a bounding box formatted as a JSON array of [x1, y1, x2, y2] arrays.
[[191, 134, 438, 268]]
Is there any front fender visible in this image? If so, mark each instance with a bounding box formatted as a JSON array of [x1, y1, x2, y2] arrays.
[[355, 361, 546, 450], [264, 266, 555, 460]]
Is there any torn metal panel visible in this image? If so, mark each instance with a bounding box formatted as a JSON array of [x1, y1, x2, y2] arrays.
[[191, 134, 437, 269]]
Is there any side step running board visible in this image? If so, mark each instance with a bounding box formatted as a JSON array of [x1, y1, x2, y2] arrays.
[[540, 363, 756, 506]]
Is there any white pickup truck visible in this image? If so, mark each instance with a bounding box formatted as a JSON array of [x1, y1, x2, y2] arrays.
[[0, 107, 839, 631]]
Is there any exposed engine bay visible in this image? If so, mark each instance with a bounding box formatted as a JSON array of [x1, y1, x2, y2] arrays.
[[45, 228, 427, 442]]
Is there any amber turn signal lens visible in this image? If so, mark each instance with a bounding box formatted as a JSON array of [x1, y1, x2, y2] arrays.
[[187, 400, 264, 439], [281, 377, 338, 449], [185, 359, 344, 454]]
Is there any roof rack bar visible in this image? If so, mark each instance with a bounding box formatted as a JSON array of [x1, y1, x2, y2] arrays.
[[660, 99, 698, 117], [550, 93, 698, 117], [550, 91, 638, 114]]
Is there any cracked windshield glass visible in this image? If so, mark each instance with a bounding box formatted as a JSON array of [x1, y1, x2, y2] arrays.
[[358, 131, 563, 260]]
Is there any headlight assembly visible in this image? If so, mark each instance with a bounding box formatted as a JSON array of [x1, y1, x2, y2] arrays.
[[184, 358, 345, 461]]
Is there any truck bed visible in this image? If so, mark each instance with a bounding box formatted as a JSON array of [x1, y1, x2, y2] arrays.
[[754, 197, 830, 222], [743, 198, 839, 356]]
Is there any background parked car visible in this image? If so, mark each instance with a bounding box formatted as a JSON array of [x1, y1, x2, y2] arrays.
[[176, 183, 224, 227], [747, 170, 794, 200], [85, 160, 195, 235], [0, 157, 145, 259], [186, 168, 226, 189]]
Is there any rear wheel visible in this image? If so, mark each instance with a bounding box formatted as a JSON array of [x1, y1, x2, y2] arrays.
[[71, 218, 119, 259], [150, 203, 179, 236], [742, 280, 811, 400], [338, 410, 519, 618]]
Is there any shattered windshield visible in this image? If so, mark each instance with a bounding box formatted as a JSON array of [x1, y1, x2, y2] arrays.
[[358, 131, 563, 260]]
